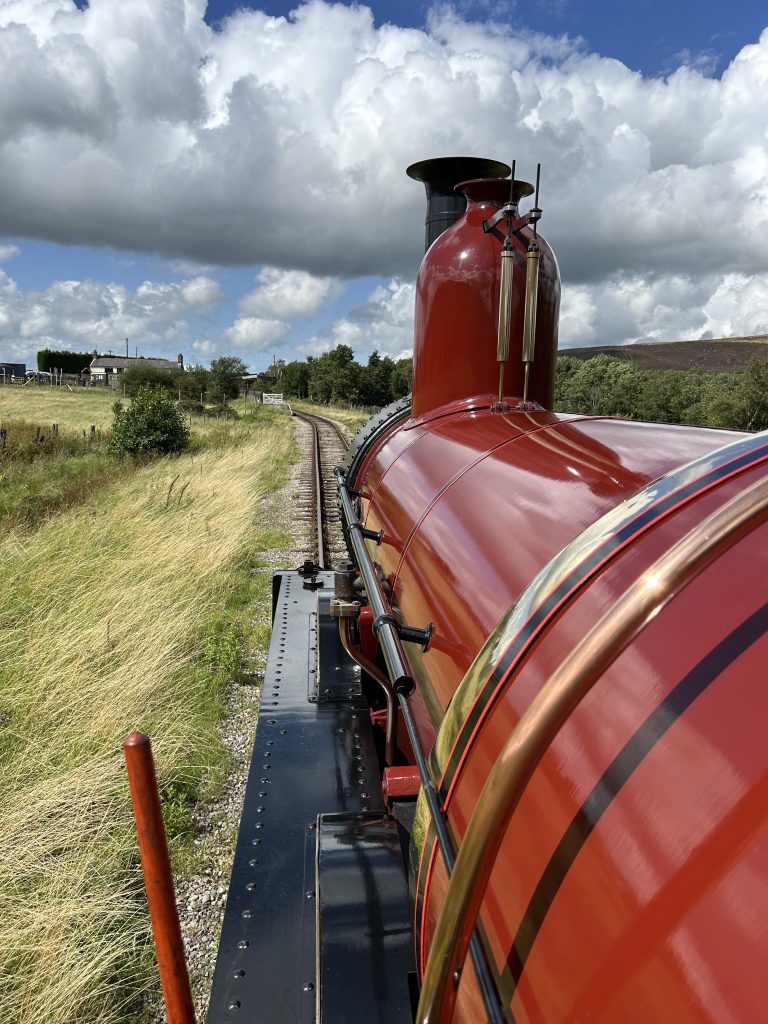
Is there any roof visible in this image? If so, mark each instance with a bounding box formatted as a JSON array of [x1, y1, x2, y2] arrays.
[[91, 356, 178, 370]]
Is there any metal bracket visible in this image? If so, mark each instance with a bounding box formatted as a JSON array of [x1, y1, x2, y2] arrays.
[[372, 614, 434, 653], [330, 598, 361, 619], [345, 522, 383, 545]]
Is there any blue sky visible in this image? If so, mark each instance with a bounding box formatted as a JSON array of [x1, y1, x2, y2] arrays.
[[2, 0, 768, 371]]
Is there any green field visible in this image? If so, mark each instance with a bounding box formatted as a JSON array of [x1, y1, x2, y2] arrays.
[[0, 384, 118, 431], [0, 388, 299, 1024]]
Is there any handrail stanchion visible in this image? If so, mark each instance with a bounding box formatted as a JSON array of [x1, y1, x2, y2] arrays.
[[124, 732, 196, 1024]]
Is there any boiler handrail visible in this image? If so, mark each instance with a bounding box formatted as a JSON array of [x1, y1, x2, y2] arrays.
[[417, 471, 768, 1024]]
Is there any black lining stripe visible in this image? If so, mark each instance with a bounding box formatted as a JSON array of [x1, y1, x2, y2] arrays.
[[439, 441, 768, 797], [502, 600, 768, 1001]]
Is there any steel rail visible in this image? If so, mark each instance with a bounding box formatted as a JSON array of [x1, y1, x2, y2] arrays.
[[292, 409, 351, 569], [416, 471, 768, 1024], [337, 470, 505, 1024], [310, 416, 326, 569]]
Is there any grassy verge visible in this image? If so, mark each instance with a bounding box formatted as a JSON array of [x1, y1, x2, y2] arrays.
[[288, 398, 371, 433], [0, 409, 298, 1024]]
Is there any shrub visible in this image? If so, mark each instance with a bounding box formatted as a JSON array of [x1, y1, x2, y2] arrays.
[[119, 364, 176, 396], [205, 403, 239, 420], [178, 399, 205, 416], [109, 386, 189, 456]]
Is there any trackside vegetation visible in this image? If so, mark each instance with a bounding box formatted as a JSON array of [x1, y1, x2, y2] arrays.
[[0, 404, 298, 1024], [555, 354, 768, 431], [109, 386, 189, 456]]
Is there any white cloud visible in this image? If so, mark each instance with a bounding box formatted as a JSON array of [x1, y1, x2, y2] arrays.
[[0, 268, 224, 361], [299, 278, 414, 360], [239, 267, 344, 319], [0, 2, 766, 350], [0, 244, 20, 262], [224, 315, 289, 350], [559, 272, 768, 347], [0, 0, 764, 288]]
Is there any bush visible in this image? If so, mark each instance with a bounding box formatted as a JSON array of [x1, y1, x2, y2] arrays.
[[120, 364, 177, 396], [205, 404, 239, 420], [109, 386, 189, 456], [178, 399, 205, 416]]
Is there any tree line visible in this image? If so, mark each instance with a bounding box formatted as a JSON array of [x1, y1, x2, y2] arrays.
[[555, 354, 768, 432], [275, 346, 412, 406]]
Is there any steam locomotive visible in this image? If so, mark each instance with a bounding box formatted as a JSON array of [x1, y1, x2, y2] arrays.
[[204, 157, 768, 1023]]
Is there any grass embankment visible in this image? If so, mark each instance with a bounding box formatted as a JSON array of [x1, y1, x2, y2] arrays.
[[0, 408, 298, 1024], [0, 388, 122, 533], [289, 398, 370, 433]]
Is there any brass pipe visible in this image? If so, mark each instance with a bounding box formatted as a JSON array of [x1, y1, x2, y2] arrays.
[[339, 618, 397, 765], [124, 732, 196, 1024], [521, 243, 540, 403], [416, 472, 768, 1024], [496, 243, 514, 407]]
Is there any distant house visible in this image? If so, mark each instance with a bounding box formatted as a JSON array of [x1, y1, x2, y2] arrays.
[[90, 353, 184, 385]]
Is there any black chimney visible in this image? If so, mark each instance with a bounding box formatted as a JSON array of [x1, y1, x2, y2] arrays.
[[407, 156, 511, 251]]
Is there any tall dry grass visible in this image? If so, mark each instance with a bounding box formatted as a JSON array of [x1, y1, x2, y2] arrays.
[[0, 416, 295, 1023]]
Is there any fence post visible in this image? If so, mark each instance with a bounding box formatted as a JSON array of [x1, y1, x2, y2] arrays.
[[123, 732, 196, 1024]]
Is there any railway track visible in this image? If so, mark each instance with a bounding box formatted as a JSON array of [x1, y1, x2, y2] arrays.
[[290, 407, 350, 568]]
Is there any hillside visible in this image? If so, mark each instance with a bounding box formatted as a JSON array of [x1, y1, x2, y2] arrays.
[[562, 335, 768, 373]]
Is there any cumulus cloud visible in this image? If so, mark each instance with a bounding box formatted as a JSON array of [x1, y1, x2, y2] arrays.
[[239, 267, 344, 319], [224, 314, 288, 349], [299, 278, 414, 359], [0, 244, 20, 262], [0, 269, 224, 360], [0, 2, 767, 349], [559, 271, 768, 347]]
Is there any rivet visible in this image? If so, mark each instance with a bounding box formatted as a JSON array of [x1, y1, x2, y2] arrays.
[[306, 891, 314, 899], [233, 969, 245, 978], [228, 999, 241, 1010], [262, 764, 271, 770], [248, 858, 259, 867], [241, 910, 253, 919], [360, 793, 368, 798], [256, 806, 265, 813], [251, 838, 261, 846], [246, 882, 256, 892], [254, 822, 264, 829], [362, 805, 370, 811], [258, 791, 268, 797], [266, 740, 274, 746], [281, 729, 288, 735], [303, 982, 315, 992], [237, 939, 249, 949]]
